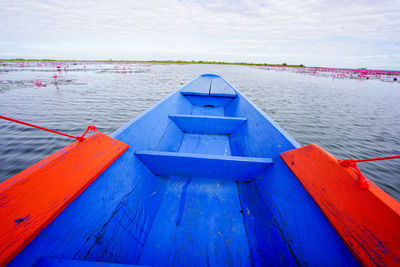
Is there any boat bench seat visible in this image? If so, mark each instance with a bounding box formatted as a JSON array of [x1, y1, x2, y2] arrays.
[[135, 151, 273, 181], [181, 92, 236, 107], [181, 91, 237, 98], [169, 114, 247, 134]]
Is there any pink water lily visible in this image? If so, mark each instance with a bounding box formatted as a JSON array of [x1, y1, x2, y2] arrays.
[[267, 65, 400, 82], [52, 74, 57, 78], [35, 80, 42, 87]]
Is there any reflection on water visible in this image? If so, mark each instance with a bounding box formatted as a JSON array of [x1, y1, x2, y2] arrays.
[[0, 63, 399, 201]]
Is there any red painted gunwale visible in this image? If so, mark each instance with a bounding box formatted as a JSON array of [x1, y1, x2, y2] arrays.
[[281, 144, 400, 266], [0, 132, 128, 266]]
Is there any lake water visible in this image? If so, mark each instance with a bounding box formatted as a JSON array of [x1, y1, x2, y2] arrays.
[[1, 63, 399, 201]]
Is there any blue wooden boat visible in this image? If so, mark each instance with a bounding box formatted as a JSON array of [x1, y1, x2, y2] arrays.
[[2, 74, 400, 267]]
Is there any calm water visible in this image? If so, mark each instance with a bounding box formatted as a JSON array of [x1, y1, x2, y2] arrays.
[[1, 63, 399, 201]]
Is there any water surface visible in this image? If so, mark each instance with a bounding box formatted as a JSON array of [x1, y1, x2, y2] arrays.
[[1, 63, 399, 200]]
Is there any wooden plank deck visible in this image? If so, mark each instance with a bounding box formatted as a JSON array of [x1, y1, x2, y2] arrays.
[[0, 133, 128, 266], [281, 144, 400, 266], [138, 128, 251, 266]]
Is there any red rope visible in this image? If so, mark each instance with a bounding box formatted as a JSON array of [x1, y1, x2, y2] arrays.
[[349, 155, 400, 163], [0, 115, 97, 142], [339, 155, 400, 189]]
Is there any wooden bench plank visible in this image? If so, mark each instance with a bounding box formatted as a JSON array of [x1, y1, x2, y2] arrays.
[[281, 144, 400, 266], [180, 74, 237, 98], [135, 150, 273, 181], [0, 133, 129, 266], [210, 76, 237, 96], [180, 75, 211, 95]]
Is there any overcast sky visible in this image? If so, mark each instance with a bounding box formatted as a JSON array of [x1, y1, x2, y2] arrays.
[[0, 0, 399, 69]]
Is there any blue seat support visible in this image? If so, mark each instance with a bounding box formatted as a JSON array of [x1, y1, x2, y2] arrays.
[[135, 151, 273, 181]]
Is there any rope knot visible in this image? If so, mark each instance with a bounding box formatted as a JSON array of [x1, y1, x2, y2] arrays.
[[339, 155, 400, 189], [77, 125, 98, 141], [339, 159, 356, 168], [339, 159, 368, 189], [87, 125, 98, 132]]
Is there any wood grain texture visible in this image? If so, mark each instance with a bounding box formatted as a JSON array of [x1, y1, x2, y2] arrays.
[[0, 133, 128, 267], [281, 144, 400, 266], [139, 176, 251, 267], [237, 180, 298, 266]]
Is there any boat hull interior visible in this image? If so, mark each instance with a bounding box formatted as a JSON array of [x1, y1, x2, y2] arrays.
[[9, 74, 358, 266]]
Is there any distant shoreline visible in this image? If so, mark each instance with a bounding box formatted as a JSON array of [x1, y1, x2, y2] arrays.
[[0, 59, 306, 68], [2, 59, 399, 72]]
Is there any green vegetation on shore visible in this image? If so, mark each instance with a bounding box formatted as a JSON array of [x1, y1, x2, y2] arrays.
[[0, 59, 306, 68]]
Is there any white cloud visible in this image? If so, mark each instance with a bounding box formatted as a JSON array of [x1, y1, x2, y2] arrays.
[[0, 0, 399, 68]]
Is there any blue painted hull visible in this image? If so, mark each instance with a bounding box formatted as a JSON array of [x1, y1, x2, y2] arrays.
[[9, 75, 359, 266]]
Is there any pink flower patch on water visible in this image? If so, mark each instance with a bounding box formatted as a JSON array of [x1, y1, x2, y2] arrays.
[[35, 80, 42, 87], [260, 65, 400, 82], [52, 74, 57, 78]]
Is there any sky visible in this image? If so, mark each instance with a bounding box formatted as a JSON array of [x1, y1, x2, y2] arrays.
[[0, 0, 399, 69]]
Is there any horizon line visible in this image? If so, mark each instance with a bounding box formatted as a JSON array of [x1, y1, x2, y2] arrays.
[[1, 58, 399, 72]]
